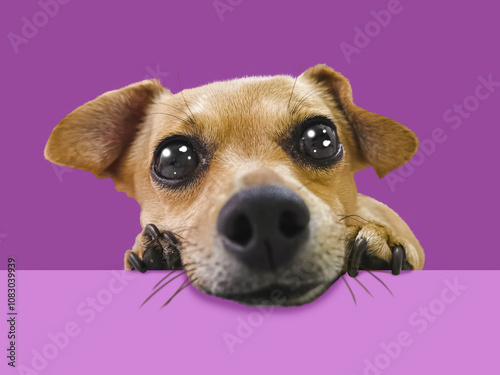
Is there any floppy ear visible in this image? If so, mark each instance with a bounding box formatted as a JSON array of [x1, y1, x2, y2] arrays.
[[300, 64, 418, 178], [44, 79, 168, 179]]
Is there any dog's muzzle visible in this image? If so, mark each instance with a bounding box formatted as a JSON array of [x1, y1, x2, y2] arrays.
[[217, 185, 310, 271]]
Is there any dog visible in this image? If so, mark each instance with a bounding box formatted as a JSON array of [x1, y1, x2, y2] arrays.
[[44, 64, 424, 306]]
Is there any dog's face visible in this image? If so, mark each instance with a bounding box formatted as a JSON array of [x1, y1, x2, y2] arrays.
[[45, 64, 417, 306]]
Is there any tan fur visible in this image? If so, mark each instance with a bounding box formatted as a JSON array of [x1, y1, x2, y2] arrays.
[[44, 64, 424, 306]]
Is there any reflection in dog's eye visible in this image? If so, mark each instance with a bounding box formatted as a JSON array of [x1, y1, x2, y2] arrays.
[[300, 123, 339, 159], [155, 140, 198, 179]]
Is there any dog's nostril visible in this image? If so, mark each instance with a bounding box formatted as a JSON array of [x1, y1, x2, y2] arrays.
[[217, 186, 310, 271], [226, 214, 253, 247], [278, 210, 306, 238]]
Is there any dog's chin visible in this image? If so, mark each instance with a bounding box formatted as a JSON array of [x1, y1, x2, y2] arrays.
[[208, 280, 335, 307]]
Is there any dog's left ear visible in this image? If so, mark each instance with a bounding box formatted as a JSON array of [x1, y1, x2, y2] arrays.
[[300, 64, 418, 178], [44, 79, 168, 181]]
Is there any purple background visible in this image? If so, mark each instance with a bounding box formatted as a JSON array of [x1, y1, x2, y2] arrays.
[[2, 270, 497, 374], [1, 0, 499, 270]]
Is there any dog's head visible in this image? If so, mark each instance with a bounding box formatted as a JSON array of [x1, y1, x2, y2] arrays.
[[45, 64, 418, 306]]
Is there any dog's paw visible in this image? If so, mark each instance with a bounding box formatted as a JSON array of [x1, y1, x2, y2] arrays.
[[125, 224, 182, 273], [345, 222, 417, 277]]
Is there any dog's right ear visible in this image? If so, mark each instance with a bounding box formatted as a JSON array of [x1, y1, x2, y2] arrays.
[[300, 64, 418, 178], [44, 79, 168, 180]]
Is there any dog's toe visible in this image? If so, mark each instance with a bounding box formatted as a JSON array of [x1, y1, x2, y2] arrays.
[[128, 251, 148, 273], [126, 224, 182, 272], [345, 223, 414, 277], [142, 239, 168, 270], [142, 224, 182, 271]]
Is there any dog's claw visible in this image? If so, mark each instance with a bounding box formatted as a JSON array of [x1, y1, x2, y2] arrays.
[[346, 235, 412, 277], [145, 223, 161, 241], [391, 245, 405, 275], [347, 238, 368, 277], [145, 224, 179, 248], [162, 231, 179, 246], [128, 251, 147, 273]]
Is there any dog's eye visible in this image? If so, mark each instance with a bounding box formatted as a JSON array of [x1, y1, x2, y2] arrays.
[[279, 116, 343, 169], [300, 123, 339, 159], [154, 140, 198, 180]]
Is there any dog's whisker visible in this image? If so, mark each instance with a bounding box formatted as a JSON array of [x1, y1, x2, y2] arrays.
[[343, 256, 394, 296], [147, 112, 193, 127], [290, 87, 316, 115], [287, 63, 304, 116], [341, 276, 357, 305], [174, 233, 186, 240], [152, 268, 183, 290], [141, 272, 186, 307], [290, 87, 324, 116], [180, 236, 205, 250], [183, 268, 196, 276], [177, 70, 196, 125], [339, 214, 370, 223], [156, 102, 192, 119], [351, 276, 373, 297], [160, 277, 196, 309], [363, 269, 394, 297], [343, 218, 365, 226]]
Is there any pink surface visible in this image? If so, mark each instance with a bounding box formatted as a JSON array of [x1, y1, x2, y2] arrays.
[[2, 270, 498, 374]]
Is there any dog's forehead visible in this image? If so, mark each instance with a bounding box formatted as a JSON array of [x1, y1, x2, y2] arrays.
[[149, 75, 333, 145], [186, 76, 305, 110]]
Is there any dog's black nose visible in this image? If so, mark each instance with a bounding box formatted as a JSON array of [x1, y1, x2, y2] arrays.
[[217, 185, 310, 271]]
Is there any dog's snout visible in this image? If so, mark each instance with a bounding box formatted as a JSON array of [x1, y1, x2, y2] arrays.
[[217, 185, 310, 271]]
